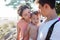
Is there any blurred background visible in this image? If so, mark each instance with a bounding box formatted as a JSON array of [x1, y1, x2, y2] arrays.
[[0, 0, 60, 40]]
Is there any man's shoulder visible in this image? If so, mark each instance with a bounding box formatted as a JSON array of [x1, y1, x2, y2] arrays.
[[38, 18, 59, 30], [54, 21, 60, 26], [52, 17, 60, 27]]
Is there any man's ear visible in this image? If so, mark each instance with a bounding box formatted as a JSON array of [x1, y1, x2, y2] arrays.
[[44, 4, 50, 10]]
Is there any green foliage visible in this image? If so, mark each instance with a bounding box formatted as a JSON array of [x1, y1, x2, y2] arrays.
[[5, 0, 21, 9], [5, 0, 33, 9], [56, 2, 60, 15]]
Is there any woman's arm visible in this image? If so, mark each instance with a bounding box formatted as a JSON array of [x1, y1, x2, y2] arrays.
[[17, 22, 21, 40], [24, 25, 30, 38]]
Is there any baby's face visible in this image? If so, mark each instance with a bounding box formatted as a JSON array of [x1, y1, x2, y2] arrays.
[[31, 14, 39, 25]]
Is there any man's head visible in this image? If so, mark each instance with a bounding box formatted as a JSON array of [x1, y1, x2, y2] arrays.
[[38, 0, 56, 9], [36, 0, 56, 17]]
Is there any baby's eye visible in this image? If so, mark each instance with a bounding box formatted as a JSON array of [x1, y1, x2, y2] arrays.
[[37, 18, 39, 19], [33, 18, 35, 20]]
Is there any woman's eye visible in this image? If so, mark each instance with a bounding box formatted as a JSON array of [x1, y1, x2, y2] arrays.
[[33, 18, 35, 20], [28, 12, 30, 13], [37, 18, 39, 20], [24, 14, 27, 16]]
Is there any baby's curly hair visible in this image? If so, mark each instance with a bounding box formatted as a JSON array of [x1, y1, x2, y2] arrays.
[[31, 11, 39, 17]]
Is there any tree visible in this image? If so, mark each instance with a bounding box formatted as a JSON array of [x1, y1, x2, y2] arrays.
[[56, 2, 60, 15]]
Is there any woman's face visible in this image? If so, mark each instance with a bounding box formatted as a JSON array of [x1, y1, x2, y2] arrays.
[[22, 8, 31, 20]]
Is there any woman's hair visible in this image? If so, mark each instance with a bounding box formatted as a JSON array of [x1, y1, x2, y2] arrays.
[[31, 11, 39, 17], [18, 5, 30, 16]]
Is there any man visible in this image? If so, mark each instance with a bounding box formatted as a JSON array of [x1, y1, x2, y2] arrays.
[[35, 0, 60, 40]]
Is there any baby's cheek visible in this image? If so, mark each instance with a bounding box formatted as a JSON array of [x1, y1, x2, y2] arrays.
[[33, 21, 35, 23]]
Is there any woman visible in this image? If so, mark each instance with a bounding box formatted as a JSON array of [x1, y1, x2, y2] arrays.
[[17, 5, 31, 40]]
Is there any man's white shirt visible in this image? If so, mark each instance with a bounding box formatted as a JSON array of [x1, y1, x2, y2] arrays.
[[37, 17, 60, 40]]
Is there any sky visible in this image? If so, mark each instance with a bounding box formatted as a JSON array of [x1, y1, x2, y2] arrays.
[[0, 0, 18, 21]]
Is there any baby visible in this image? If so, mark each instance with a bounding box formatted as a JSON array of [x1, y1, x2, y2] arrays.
[[26, 11, 40, 40]]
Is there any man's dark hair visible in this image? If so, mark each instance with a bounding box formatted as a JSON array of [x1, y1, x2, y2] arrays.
[[38, 0, 56, 9], [18, 5, 29, 16]]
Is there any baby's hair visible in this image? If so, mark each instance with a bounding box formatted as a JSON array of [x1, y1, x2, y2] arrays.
[[31, 11, 39, 17]]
